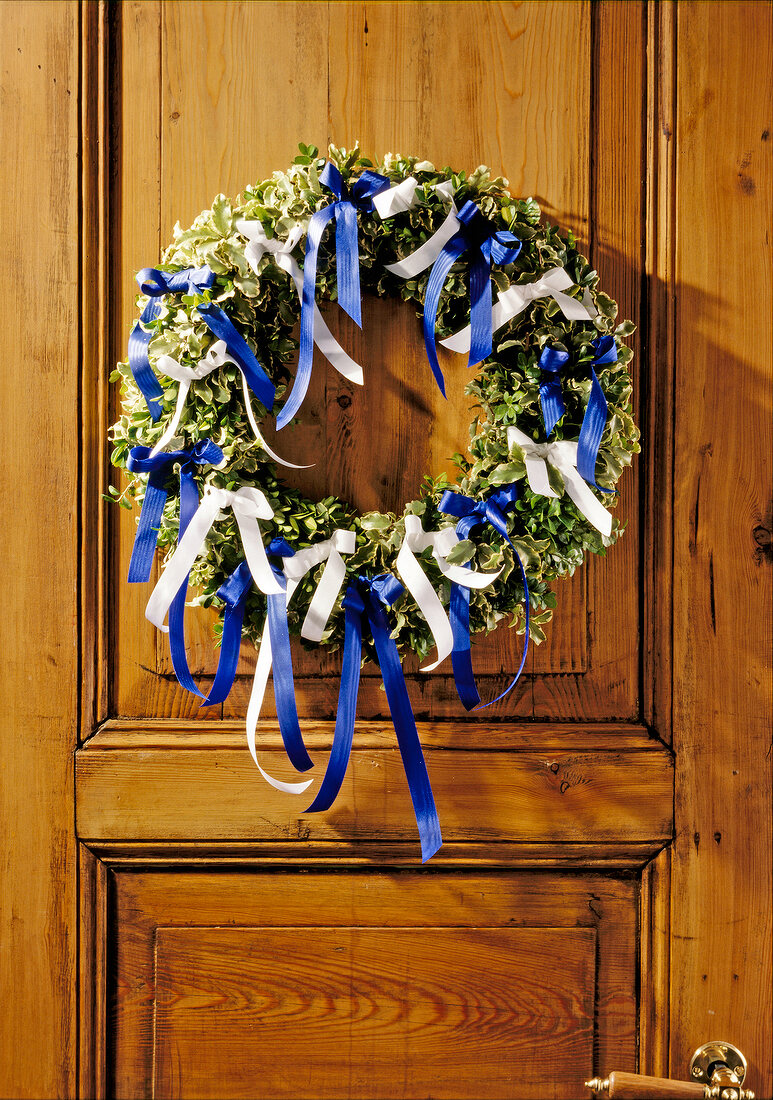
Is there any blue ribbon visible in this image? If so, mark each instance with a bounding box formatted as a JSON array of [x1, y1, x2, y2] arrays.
[[576, 334, 617, 490], [422, 200, 521, 396], [265, 537, 314, 775], [538, 345, 570, 437], [305, 573, 442, 863], [196, 302, 275, 413], [200, 560, 253, 707], [439, 485, 530, 710], [277, 162, 390, 429], [126, 440, 223, 584], [128, 265, 215, 420]]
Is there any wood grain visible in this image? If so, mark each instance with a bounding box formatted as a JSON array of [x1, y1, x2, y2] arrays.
[[668, 3, 773, 1093], [75, 737, 673, 845], [152, 925, 595, 1099], [0, 3, 79, 1097], [109, 869, 637, 1098]]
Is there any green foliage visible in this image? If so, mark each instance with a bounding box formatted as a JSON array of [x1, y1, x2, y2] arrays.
[[110, 144, 639, 662]]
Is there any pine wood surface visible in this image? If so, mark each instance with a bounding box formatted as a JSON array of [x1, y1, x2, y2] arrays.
[[668, 2, 773, 1091], [0, 3, 79, 1098], [108, 869, 637, 1099], [111, 0, 641, 722]]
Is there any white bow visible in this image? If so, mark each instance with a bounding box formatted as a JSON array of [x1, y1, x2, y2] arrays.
[[372, 176, 420, 218], [507, 425, 612, 537], [246, 529, 357, 795], [395, 515, 501, 671], [441, 268, 597, 354], [236, 219, 364, 386], [145, 485, 283, 633], [151, 340, 311, 469]]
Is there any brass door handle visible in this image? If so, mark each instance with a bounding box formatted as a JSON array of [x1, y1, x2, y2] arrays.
[[586, 1042, 754, 1100]]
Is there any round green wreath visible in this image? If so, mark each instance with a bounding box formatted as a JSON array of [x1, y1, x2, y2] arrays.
[[110, 143, 639, 669]]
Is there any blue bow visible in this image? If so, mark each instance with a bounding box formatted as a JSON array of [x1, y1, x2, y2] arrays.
[[126, 439, 248, 702], [277, 162, 390, 429], [264, 537, 314, 775], [423, 200, 521, 396], [128, 265, 215, 420], [196, 303, 275, 413], [538, 345, 570, 436], [305, 573, 442, 863], [576, 334, 616, 490], [439, 485, 530, 710]]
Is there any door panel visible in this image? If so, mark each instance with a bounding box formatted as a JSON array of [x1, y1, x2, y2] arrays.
[[111, 0, 641, 722], [108, 869, 638, 1100]]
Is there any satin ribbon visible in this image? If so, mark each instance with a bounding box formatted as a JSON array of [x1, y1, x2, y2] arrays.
[[236, 219, 364, 388], [538, 345, 571, 437], [145, 485, 283, 635], [395, 515, 501, 671], [245, 530, 356, 793], [196, 303, 275, 413], [507, 425, 612, 537], [439, 485, 530, 710], [280, 162, 390, 429], [152, 339, 310, 469], [440, 267, 597, 354], [126, 440, 223, 583], [305, 574, 443, 863], [126, 440, 252, 704], [128, 265, 215, 420], [576, 334, 617, 490], [401, 198, 521, 395]]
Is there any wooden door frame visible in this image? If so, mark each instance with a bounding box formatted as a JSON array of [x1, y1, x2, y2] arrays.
[[2, 2, 770, 1098]]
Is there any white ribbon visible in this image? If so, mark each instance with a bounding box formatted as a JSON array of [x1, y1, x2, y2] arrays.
[[145, 486, 283, 632], [395, 515, 501, 671], [383, 180, 459, 279], [245, 529, 356, 794], [440, 267, 597, 354], [507, 425, 612, 538], [236, 219, 364, 386], [372, 176, 419, 218], [152, 340, 311, 469]]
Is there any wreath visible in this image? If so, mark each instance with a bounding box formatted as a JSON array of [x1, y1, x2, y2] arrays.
[[110, 144, 639, 860]]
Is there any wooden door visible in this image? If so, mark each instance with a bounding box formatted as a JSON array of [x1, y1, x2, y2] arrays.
[[1, 2, 770, 1099]]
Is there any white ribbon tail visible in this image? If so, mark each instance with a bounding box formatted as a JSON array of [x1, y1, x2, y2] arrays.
[[301, 549, 346, 643], [395, 542, 454, 672], [240, 373, 314, 470], [246, 631, 314, 794], [524, 454, 559, 499], [232, 507, 285, 595], [560, 465, 613, 537], [150, 377, 191, 457], [385, 207, 460, 279], [435, 556, 503, 588], [144, 493, 222, 631], [278, 254, 364, 386]]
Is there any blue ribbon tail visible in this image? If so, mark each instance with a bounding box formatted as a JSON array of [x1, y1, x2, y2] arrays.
[[335, 201, 362, 326], [267, 586, 314, 773], [128, 304, 165, 421], [576, 366, 611, 490], [539, 376, 566, 437], [467, 251, 493, 368], [366, 592, 442, 863], [422, 235, 467, 397], [127, 482, 167, 583], [196, 303, 275, 413], [449, 576, 481, 711], [305, 585, 364, 813], [277, 204, 337, 430], [474, 547, 530, 711], [166, 461, 209, 700], [201, 561, 253, 707]]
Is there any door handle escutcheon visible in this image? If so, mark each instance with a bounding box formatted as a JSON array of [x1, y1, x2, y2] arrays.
[[586, 1041, 754, 1099]]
